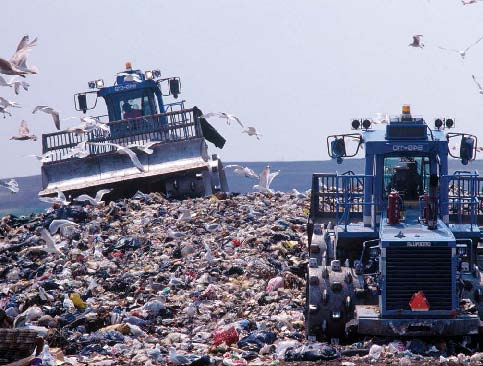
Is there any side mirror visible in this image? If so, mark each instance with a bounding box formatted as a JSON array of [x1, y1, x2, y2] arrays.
[[460, 136, 475, 165], [327, 133, 362, 164], [169, 78, 181, 99], [331, 138, 346, 164], [78, 94, 87, 113]]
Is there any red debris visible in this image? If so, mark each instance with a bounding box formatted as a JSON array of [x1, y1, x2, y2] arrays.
[[409, 291, 430, 311]]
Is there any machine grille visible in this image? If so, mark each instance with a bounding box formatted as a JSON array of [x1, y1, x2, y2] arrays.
[[385, 247, 453, 311]]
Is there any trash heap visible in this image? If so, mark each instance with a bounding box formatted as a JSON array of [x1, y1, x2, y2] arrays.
[[0, 191, 482, 366]]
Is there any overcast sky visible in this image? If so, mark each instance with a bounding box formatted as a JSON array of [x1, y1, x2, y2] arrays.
[[1, 0, 483, 178]]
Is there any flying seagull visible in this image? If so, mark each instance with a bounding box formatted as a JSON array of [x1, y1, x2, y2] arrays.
[[33, 106, 61, 130], [128, 141, 159, 154], [0, 179, 19, 193], [438, 36, 483, 59], [27, 151, 56, 163], [0, 35, 38, 76], [462, 0, 483, 5], [10, 120, 36, 141], [0, 106, 12, 118], [0, 76, 29, 95], [200, 112, 244, 128], [88, 142, 145, 172], [0, 96, 20, 109], [471, 75, 483, 94], [224, 164, 259, 179], [38, 188, 70, 206], [20, 229, 64, 256], [73, 189, 112, 206], [409, 35, 424, 48], [48, 219, 79, 235], [242, 127, 262, 140], [64, 141, 89, 159], [65, 117, 110, 135], [253, 165, 280, 193]]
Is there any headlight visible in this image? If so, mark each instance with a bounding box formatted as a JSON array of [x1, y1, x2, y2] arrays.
[[96, 79, 104, 88], [145, 71, 154, 80]]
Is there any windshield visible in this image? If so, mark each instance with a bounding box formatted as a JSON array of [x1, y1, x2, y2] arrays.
[[383, 156, 430, 200], [103, 88, 158, 122]]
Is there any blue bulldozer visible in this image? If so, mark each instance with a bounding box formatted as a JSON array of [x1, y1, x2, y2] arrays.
[[38, 62, 228, 200], [306, 105, 483, 342]]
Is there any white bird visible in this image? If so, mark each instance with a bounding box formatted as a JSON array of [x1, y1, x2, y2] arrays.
[[204, 223, 220, 232], [27, 151, 56, 163], [1, 179, 19, 193], [73, 189, 112, 206], [128, 141, 158, 154], [242, 127, 262, 140], [88, 142, 145, 172], [0, 76, 29, 95], [48, 219, 79, 235], [472, 75, 483, 94], [291, 188, 306, 199], [224, 164, 259, 179], [33, 106, 61, 130], [253, 166, 280, 193], [0, 35, 38, 76], [409, 35, 424, 48], [40, 228, 63, 255], [438, 36, 483, 59], [200, 112, 244, 128], [167, 229, 186, 239], [63, 294, 75, 310], [64, 141, 89, 159], [168, 347, 190, 365], [0, 106, 12, 118], [38, 188, 70, 206], [462, 0, 483, 5], [66, 117, 110, 135], [10, 120, 36, 141], [0, 96, 21, 109], [177, 208, 194, 222]]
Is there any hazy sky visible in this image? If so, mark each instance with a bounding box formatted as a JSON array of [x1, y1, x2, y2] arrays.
[[1, 0, 483, 178]]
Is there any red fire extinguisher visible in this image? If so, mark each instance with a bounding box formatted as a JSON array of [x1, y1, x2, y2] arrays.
[[387, 190, 401, 225]]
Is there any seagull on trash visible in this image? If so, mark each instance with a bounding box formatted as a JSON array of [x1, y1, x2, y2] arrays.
[[200, 112, 244, 128], [48, 219, 79, 235], [63, 294, 75, 310], [128, 141, 158, 155], [438, 36, 483, 59], [242, 127, 262, 140], [0, 35, 38, 76], [10, 120, 36, 141], [33, 106, 61, 130], [38, 188, 70, 206], [0, 179, 19, 193], [0, 76, 29, 95], [21, 229, 64, 256], [409, 35, 424, 48], [73, 189, 112, 206], [64, 141, 89, 159], [177, 208, 194, 222], [88, 142, 145, 172], [224, 165, 259, 179], [471, 75, 483, 94], [253, 166, 280, 193], [291, 188, 306, 199], [167, 229, 186, 239]]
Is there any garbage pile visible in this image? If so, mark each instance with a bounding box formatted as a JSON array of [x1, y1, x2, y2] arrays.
[[0, 191, 482, 366]]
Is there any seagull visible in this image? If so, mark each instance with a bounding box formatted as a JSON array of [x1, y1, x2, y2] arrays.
[[27, 151, 56, 163], [167, 229, 186, 239], [409, 35, 424, 48], [33, 106, 61, 130], [73, 189, 112, 206], [462, 0, 483, 5], [10, 120, 36, 141], [128, 141, 159, 154], [253, 165, 280, 193], [0, 179, 19, 193], [0, 76, 29, 95], [88, 142, 145, 172], [66, 117, 110, 135], [38, 188, 70, 206], [21, 229, 64, 256], [63, 294, 75, 310], [0, 106, 12, 118], [291, 188, 306, 199], [472, 75, 483, 94], [242, 127, 262, 140], [48, 219, 79, 235], [0, 96, 21, 109], [438, 36, 483, 59], [200, 112, 244, 128], [224, 165, 259, 179], [64, 141, 89, 159], [0, 35, 38, 76], [177, 208, 194, 222]]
